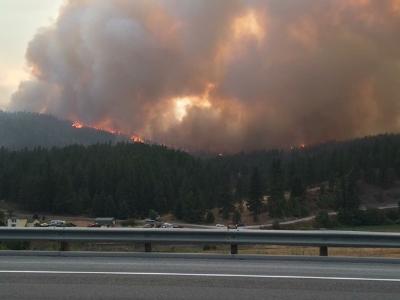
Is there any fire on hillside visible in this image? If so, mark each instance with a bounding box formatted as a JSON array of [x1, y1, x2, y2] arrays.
[[71, 120, 144, 143]]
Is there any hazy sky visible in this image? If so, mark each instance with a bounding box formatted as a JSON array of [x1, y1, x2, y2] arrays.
[[0, 0, 63, 108]]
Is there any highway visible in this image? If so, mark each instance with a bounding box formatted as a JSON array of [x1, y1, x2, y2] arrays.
[[0, 253, 399, 299]]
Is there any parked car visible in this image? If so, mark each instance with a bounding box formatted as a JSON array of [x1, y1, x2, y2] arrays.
[[161, 223, 173, 228], [49, 220, 66, 227]]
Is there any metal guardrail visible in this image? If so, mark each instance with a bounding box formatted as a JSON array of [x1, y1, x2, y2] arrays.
[[0, 228, 400, 256]]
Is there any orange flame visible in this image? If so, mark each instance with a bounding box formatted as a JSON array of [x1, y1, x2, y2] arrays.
[[72, 119, 145, 144], [72, 121, 84, 129], [130, 135, 144, 143], [290, 143, 306, 150]]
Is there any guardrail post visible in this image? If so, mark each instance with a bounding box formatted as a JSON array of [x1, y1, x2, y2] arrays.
[[59, 241, 69, 251], [231, 244, 238, 255], [319, 246, 328, 256], [145, 242, 152, 252]]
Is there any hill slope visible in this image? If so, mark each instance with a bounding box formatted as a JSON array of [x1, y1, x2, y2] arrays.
[[0, 111, 125, 148], [0, 112, 399, 226]]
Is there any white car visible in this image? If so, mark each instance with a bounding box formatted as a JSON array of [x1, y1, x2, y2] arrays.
[[49, 220, 66, 227], [161, 223, 173, 228]]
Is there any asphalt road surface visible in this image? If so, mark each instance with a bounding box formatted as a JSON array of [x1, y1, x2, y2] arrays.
[[0, 252, 399, 299]]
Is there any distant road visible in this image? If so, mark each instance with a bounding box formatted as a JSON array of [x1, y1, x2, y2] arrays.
[[244, 204, 399, 229], [244, 212, 337, 229], [0, 252, 399, 299]]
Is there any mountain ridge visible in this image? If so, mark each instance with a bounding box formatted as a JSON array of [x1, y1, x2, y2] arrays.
[[0, 111, 127, 149]]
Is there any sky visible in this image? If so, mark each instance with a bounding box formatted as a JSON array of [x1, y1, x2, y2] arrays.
[[4, 0, 400, 152], [0, 0, 63, 108]]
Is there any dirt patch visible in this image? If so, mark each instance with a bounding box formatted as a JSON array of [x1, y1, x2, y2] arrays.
[[359, 181, 400, 208]]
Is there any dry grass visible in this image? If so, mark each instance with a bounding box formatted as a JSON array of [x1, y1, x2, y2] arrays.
[[236, 245, 400, 258], [23, 242, 400, 258]]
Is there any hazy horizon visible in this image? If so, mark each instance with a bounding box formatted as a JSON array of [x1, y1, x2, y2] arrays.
[[0, 0, 63, 109]]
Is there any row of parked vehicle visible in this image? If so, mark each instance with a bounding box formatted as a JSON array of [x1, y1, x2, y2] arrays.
[[215, 223, 246, 229], [143, 219, 183, 228], [38, 220, 76, 227]]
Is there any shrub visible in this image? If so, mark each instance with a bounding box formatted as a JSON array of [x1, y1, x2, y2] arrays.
[[148, 209, 160, 221], [314, 211, 332, 228], [205, 211, 215, 224], [362, 209, 385, 226], [272, 220, 280, 230], [120, 218, 136, 227], [232, 210, 241, 224]]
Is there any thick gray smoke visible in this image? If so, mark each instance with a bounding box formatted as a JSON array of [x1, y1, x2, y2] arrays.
[[9, 0, 400, 152]]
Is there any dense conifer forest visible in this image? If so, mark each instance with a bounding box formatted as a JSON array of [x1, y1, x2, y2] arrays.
[[1, 116, 400, 224]]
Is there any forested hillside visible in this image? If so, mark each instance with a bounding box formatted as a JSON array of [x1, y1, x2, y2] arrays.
[[0, 143, 224, 222], [213, 134, 400, 224], [0, 111, 124, 148], [0, 133, 400, 224], [218, 134, 400, 193]]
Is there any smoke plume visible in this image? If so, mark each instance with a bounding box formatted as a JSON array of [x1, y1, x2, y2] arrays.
[[9, 0, 400, 152]]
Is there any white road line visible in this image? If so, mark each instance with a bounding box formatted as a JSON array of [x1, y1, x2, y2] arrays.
[[0, 270, 399, 282]]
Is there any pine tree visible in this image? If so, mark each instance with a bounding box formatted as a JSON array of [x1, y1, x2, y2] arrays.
[[218, 181, 234, 220], [92, 192, 106, 217], [104, 195, 117, 217], [290, 175, 305, 198], [53, 175, 75, 214], [335, 169, 360, 224], [268, 159, 286, 218], [232, 210, 242, 224], [205, 211, 215, 224], [247, 167, 262, 220]]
